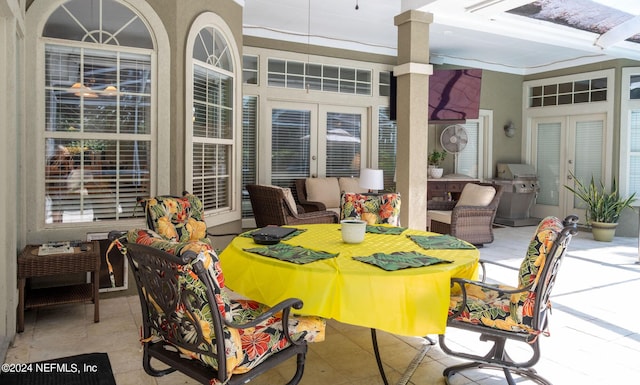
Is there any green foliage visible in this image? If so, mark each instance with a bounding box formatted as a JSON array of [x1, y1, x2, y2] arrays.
[[564, 172, 636, 223], [428, 150, 447, 166]]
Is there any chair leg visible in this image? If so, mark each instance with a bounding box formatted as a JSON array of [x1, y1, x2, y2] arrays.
[[439, 333, 550, 385], [142, 345, 176, 377], [285, 351, 307, 385], [444, 361, 552, 385]]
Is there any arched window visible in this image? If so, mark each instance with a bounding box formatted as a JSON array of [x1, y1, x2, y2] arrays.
[[37, 0, 164, 226], [186, 13, 240, 224]]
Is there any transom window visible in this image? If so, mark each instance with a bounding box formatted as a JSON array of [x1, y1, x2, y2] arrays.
[[267, 58, 372, 95], [528, 77, 607, 107]]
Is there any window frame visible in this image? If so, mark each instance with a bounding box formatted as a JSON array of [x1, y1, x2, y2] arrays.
[[26, 0, 170, 239], [620, 67, 640, 204], [185, 12, 242, 226]]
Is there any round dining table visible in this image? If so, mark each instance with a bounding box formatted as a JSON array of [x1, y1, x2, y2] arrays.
[[219, 223, 479, 337]]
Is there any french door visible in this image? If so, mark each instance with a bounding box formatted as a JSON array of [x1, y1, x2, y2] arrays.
[[267, 101, 368, 188], [532, 114, 606, 220]]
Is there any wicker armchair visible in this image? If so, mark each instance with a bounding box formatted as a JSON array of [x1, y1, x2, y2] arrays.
[[438, 216, 578, 385], [428, 183, 503, 246], [294, 178, 328, 212], [246, 184, 338, 227]]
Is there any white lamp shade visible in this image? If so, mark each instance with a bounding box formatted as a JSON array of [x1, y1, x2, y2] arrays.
[[359, 168, 384, 190]]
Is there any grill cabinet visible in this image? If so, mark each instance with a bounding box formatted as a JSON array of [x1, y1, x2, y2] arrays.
[[492, 163, 540, 226]]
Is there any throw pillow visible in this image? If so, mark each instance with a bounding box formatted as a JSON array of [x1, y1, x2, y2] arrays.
[[338, 177, 366, 193], [306, 178, 341, 208], [456, 183, 496, 207], [281, 187, 298, 215]]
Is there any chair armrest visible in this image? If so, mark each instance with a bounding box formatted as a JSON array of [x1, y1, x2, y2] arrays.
[[298, 200, 328, 212], [451, 205, 496, 216], [428, 200, 456, 210], [449, 276, 532, 318], [451, 277, 529, 295], [289, 210, 339, 224], [225, 298, 307, 346]]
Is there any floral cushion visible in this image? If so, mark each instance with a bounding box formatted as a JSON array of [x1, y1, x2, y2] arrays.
[[340, 193, 401, 226], [448, 216, 563, 334], [142, 194, 210, 245], [120, 229, 325, 380]]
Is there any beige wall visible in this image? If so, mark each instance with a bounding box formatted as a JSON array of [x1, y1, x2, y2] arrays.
[[427, 67, 525, 175], [143, 0, 243, 194], [1, 0, 24, 359]]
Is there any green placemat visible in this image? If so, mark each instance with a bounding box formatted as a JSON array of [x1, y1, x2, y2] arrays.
[[366, 225, 407, 235], [244, 243, 338, 264], [241, 228, 306, 240], [353, 251, 452, 271], [408, 234, 476, 250]]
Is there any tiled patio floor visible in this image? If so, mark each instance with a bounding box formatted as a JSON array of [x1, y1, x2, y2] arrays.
[[4, 224, 640, 384]]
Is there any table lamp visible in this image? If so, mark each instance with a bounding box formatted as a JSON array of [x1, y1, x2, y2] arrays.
[[359, 168, 384, 193]]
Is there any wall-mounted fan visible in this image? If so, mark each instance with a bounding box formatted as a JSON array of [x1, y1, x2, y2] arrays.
[[440, 124, 468, 177]]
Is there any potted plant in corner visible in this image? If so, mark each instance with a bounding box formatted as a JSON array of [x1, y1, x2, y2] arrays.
[[565, 172, 636, 242], [428, 150, 447, 179]]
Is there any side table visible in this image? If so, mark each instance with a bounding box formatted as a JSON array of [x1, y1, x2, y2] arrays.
[[17, 241, 101, 332]]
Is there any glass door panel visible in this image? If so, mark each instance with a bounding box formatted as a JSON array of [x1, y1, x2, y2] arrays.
[[532, 114, 605, 220], [324, 111, 364, 178], [270, 107, 313, 187]]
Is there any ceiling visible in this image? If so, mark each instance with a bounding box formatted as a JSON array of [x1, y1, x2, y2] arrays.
[[242, 0, 640, 75]]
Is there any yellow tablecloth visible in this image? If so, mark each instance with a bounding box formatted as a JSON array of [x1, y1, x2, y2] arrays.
[[219, 224, 479, 337]]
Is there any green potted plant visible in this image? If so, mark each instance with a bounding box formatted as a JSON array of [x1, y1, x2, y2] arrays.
[[564, 172, 636, 241], [428, 150, 447, 178]]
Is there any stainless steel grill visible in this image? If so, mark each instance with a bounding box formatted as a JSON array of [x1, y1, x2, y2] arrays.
[[492, 163, 540, 226]]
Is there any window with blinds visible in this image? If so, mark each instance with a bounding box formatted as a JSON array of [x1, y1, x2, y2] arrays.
[[630, 111, 640, 197], [456, 122, 479, 178], [325, 112, 362, 178], [191, 26, 234, 213], [574, 120, 604, 208], [271, 109, 311, 187], [378, 107, 397, 191], [242, 96, 257, 218], [536, 122, 561, 206], [42, 0, 155, 225], [44, 45, 152, 224]]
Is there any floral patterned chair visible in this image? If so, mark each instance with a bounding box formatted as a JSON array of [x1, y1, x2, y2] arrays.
[[438, 215, 578, 385], [138, 192, 211, 245], [110, 229, 325, 385], [340, 192, 401, 226]]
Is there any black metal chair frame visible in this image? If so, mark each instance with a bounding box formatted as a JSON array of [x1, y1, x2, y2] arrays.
[[122, 240, 309, 385], [438, 215, 579, 385]]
